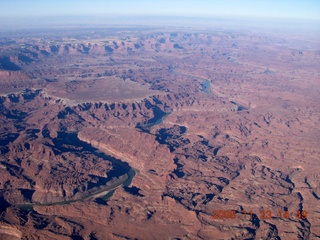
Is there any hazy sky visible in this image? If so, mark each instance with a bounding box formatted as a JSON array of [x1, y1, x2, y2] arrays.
[[1, 0, 319, 21]]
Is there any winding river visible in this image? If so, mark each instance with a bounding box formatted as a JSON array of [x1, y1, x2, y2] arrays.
[[16, 132, 136, 210], [16, 105, 170, 210]]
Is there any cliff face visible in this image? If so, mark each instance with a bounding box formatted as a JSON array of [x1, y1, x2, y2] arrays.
[[0, 28, 319, 239], [78, 127, 175, 173]]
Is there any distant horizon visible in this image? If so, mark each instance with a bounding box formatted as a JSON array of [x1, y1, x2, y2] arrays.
[[1, 0, 320, 21], [1, 15, 319, 33]]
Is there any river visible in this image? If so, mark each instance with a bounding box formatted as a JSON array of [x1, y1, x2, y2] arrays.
[[16, 100, 173, 210], [202, 80, 211, 94], [16, 132, 136, 210]]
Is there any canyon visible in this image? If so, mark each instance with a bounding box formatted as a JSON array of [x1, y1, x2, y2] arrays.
[[0, 25, 319, 239]]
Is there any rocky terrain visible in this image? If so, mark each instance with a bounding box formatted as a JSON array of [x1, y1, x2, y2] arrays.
[[0, 26, 319, 239]]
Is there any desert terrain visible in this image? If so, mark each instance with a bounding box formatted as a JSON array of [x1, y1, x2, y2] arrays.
[[0, 25, 319, 239]]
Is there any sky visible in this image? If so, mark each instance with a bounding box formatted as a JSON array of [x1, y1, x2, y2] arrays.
[[0, 0, 319, 21]]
